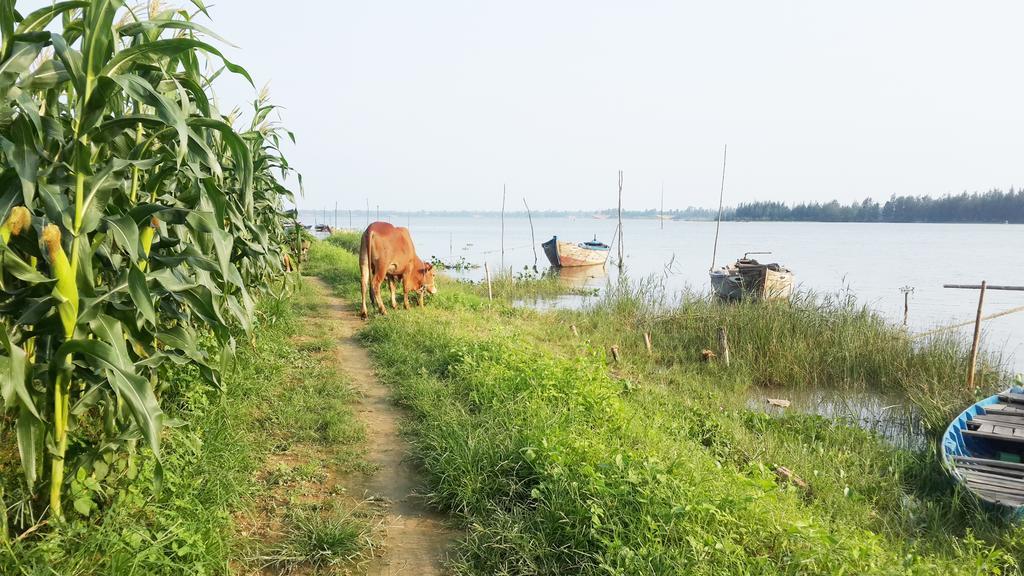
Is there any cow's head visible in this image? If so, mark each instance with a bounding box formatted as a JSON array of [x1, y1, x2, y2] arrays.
[[419, 262, 437, 294]]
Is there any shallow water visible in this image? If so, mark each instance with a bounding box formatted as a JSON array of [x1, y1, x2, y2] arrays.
[[745, 388, 927, 450], [307, 213, 1024, 373]]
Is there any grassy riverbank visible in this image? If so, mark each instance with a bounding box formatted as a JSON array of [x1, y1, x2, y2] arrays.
[[0, 280, 372, 575], [311, 233, 1021, 575]]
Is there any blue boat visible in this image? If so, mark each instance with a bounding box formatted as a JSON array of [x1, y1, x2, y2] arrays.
[[942, 386, 1024, 512]]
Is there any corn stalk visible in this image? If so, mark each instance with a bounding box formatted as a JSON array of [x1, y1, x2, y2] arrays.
[[0, 0, 297, 523]]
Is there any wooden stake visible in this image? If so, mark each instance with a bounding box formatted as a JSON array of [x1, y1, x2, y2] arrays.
[[967, 280, 987, 391], [644, 332, 652, 355], [616, 170, 624, 271], [484, 262, 493, 301], [610, 345, 620, 363], [900, 286, 914, 326], [718, 326, 730, 367], [571, 324, 579, 337], [524, 197, 538, 271]]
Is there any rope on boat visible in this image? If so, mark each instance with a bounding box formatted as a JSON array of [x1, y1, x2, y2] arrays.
[[912, 304, 1024, 339]]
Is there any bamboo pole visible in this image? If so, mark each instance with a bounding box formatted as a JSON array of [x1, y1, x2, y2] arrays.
[[294, 205, 300, 272], [501, 184, 506, 270], [484, 262, 493, 301], [710, 145, 728, 271], [718, 326, 730, 367], [571, 324, 579, 337], [523, 197, 538, 271], [966, 281, 987, 391], [617, 170, 624, 271], [944, 284, 1024, 291], [644, 332, 652, 355]]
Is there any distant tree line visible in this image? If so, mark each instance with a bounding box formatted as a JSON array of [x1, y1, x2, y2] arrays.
[[305, 188, 1024, 223], [731, 189, 1024, 223]]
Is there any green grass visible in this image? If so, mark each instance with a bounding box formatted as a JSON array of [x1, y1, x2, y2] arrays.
[[563, 279, 1007, 434], [324, 231, 362, 254], [309, 239, 1023, 575], [262, 504, 376, 574], [0, 278, 371, 575]]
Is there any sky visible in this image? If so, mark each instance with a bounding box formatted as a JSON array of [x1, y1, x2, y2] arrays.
[[26, 1, 1024, 211]]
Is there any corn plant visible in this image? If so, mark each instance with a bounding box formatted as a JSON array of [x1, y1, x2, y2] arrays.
[[0, 0, 297, 523]]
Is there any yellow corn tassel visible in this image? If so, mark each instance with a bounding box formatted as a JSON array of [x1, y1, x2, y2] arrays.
[[140, 217, 158, 272], [0, 206, 31, 244], [42, 225, 78, 339], [141, 216, 157, 258]]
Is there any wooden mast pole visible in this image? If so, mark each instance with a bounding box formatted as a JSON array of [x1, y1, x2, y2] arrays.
[[524, 197, 538, 271], [501, 184, 506, 270], [617, 170, 624, 271], [711, 145, 728, 271]]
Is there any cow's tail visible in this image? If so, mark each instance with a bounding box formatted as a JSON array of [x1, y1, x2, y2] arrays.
[[360, 228, 374, 316]]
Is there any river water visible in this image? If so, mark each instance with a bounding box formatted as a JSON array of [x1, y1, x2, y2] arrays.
[[305, 212, 1024, 374]]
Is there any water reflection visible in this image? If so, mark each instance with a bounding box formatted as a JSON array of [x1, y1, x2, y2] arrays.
[[509, 265, 608, 311], [551, 264, 608, 289], [746, 387, 927, 450]]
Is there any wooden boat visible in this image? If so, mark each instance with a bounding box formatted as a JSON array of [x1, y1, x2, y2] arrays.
[[541, 236, 610, 267], [710, 253, 794, 301], [942, 386, 1024, 514]]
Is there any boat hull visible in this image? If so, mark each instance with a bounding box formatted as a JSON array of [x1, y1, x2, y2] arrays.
[[710, 266, 794, 301], [942, 386, 1024, 516], [541, 237, 609, 268]]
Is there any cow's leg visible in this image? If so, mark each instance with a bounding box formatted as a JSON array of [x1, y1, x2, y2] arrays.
[[388, 278, 399, 309], [360, 262, 371, 319], [402, 287, 411, 310], [372, 270, 388, 315]]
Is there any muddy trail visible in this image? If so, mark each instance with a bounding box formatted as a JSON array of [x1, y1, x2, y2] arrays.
[[311, 277, 455, 575]]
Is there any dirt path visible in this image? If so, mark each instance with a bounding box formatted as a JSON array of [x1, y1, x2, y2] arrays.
[[310, 277, 455, 575]]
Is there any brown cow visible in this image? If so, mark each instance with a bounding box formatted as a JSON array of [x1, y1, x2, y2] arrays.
[[360, 221, 436, 318]]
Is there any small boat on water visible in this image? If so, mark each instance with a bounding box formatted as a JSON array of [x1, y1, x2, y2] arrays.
[[942, 386, 1024, 514], [710, 252, 794, 301], [541, 236, 610, 267]]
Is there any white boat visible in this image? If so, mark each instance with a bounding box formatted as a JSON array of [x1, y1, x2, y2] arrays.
[[541, 236, 610, 267]]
